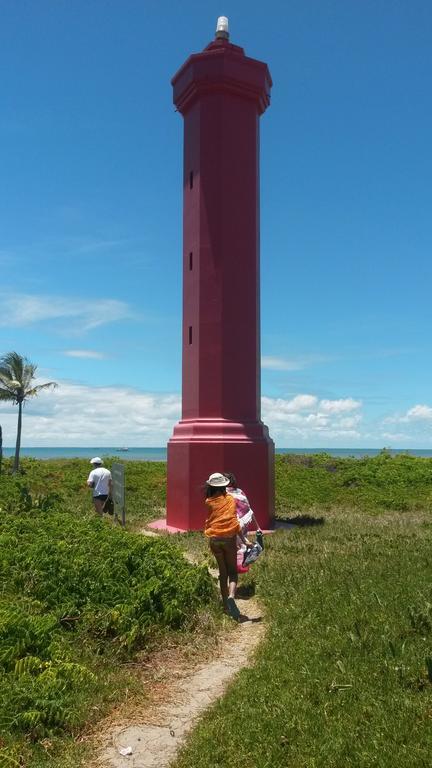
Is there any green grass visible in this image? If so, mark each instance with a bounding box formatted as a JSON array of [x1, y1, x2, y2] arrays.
[[0, 455, 166, 528], [173, 510, 432, 768], [275, 451, 432, 515], [1, 453, 432, 767], [3, 451, 432, 526]]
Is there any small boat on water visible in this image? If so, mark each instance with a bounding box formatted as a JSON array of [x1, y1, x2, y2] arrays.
[[116, 447, 129, 452]]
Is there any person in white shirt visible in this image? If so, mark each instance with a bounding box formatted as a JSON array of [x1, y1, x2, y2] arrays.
[[87, 457, 112, 516]]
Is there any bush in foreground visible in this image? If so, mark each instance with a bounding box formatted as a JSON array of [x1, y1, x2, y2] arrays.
[[0, 497, 214, 750]]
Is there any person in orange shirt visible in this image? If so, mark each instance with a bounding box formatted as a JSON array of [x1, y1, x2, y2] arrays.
[[204, 472, 251, 621]]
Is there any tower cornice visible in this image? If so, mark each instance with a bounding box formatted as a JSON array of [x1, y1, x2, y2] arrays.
[[172, 39, 272, 116]]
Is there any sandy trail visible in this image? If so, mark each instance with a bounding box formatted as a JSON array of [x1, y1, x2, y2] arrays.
[[90, 549, 265, 768]]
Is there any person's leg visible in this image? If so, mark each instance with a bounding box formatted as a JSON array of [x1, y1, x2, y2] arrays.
[[225, 538, 239, 599], [210, 540, 229, 607], [223, 538, 241, 620], [93, 496, 105, 516]]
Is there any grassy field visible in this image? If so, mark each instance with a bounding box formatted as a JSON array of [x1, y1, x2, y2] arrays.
[[3, 450, 432, 521], [1, 452, 432, 767], [173, 509, 432, 767], [275, 451, 432, 515], [0, 456, 166, 528]]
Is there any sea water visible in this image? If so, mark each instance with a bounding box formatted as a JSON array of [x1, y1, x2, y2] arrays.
[[2, 447, 432, 461]]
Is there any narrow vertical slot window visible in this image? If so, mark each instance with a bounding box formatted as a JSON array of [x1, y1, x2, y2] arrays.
[[189, 170, 193, 190], [189, 252, 193, 271], [188, 326, 193, 345]]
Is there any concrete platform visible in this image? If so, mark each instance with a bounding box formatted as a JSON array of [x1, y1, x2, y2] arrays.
[[147, 518, 187, 534], [147, 517, 276, 535]]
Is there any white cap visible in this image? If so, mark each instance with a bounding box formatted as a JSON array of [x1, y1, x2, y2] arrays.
[[215, 16, 229, 38], [206, 472, 230, 487], [90, 456, 103, 465]]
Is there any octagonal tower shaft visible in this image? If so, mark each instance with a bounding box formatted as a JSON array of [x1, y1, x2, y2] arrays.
[[167, 35, 274, 530]]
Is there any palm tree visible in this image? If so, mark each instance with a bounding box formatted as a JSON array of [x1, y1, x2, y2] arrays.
[[0, 352, 57, 473]]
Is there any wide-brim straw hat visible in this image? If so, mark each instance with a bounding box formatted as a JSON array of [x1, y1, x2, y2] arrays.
[[206, 472, 230, 487]]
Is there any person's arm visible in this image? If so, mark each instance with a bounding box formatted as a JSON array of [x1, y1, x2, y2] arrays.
[[87, 471, 94, 489], [238, 529, 252, 548], [251, 511, 261, 531], [242, 493, 261, 532], [240, 490, 260, 529], [240, 491, 261, 533]]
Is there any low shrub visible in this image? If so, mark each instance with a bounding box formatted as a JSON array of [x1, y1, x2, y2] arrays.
[[0, 494, 214, 749], [275, 451, 432, 515]]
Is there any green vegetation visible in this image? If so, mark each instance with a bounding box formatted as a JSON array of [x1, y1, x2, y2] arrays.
[[4, 450, 432, 524], [0, 455, 166, 528], [276, 450, 432, 515], [1, 451, 432, 766], [0, 466, 213, 766], [0, 352, 57, 473], [174, 510, 432, 768]]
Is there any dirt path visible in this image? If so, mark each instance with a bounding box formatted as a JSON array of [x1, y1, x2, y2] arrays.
[[89, 545, 265, 768]]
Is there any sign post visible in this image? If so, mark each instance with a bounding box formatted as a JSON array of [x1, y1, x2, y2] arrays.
[[111, 462, 126, 527]]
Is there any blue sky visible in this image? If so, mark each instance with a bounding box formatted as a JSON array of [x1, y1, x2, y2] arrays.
[[1, 0, 431, 447]]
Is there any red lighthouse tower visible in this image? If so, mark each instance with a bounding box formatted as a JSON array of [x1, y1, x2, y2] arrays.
[[166, 17, 274, 531]]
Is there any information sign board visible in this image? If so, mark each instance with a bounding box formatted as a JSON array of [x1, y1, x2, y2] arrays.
[[111, 462, 126, 526]]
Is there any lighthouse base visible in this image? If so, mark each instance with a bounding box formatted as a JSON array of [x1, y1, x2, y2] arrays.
[[166, 419, 275, 531]]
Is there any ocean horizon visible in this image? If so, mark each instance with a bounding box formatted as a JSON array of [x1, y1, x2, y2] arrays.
[[2, 446, 432, 461]]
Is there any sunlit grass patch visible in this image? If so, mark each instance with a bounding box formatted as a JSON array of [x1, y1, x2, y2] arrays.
[[173, 510, 432, 768]]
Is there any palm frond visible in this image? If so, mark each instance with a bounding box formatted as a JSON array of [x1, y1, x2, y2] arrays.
[[0, 351, 28, 381], [0, 375, 20, 398], [22, 364, 37, 390], [0, 388, 17, 402], [25, 382, 57, 398], [0, 351, 57, 418], [0, 367, 13, 380], [0, 373, 14, 387]]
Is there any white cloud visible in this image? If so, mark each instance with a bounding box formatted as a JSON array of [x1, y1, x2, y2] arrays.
[[266, 394, 318, 413], [378, 404, 432, 446], [385, 404, 432, 424], [290, 394, 319, 411], [63, 350, 106, 360], [319, 398, 362, 414], [338, 415, 362, 429], [0, 385, 366, 448], [3, 383, 428, 448], [405, 404, 432, 421], [261, 394, 363, 443], [262, 356, 304, 371], [0, 381, 181, 447], [0, 293, 134, 332], [381, 432, 415, 443]]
